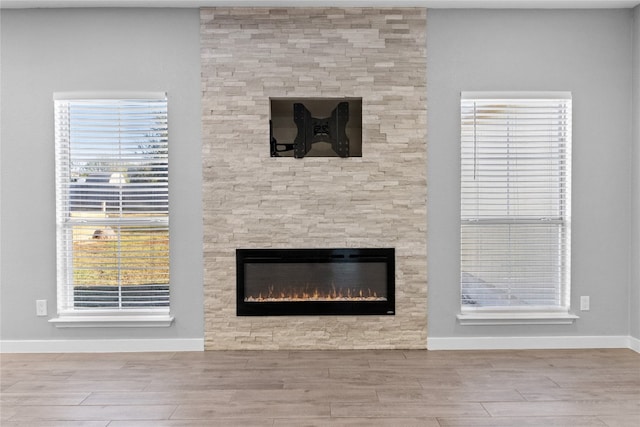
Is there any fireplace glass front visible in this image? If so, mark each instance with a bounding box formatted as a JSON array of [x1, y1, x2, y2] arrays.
[[236, 248, 395, 316]]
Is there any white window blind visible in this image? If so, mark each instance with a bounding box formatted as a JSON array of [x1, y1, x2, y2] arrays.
[[460, 92, 571, 312], [54, 94, 169, 314]]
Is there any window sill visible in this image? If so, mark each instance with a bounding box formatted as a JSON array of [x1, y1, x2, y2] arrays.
[[49, 314, 174, 328], [457, 312, 579, 326]]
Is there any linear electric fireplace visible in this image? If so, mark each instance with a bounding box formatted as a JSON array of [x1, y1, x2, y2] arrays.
[[236, 248, 395, 316]]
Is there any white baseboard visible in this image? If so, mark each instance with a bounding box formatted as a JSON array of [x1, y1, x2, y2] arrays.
[[427, 335, 639, 352], [0, 338, 204, 353], [2, 337, 636, 353]]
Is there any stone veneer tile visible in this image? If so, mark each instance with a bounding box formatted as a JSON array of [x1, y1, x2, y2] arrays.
[[201, 8, 427, 350]]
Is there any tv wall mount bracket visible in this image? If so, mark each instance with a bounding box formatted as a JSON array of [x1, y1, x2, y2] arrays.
[[271, 102, 350, 158]]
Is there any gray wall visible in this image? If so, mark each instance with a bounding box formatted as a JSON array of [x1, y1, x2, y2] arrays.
[[632, 5, 640, 341], [427, 9, 635, 339], [0, 8, 204, 342], [1, 7, 637, 347]]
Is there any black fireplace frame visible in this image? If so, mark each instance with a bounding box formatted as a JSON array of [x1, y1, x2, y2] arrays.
[[236, 248, 395, 316]]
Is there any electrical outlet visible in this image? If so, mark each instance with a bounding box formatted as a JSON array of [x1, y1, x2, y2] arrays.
[[36, 299, 47, 316], [580, 296, 590, 311]]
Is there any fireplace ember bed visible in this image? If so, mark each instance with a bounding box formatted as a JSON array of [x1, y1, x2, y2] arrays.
[[236, 248, 395, 316]]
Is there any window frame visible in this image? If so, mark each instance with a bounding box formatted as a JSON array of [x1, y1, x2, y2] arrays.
[[51, 92, 173, 327], [457, 91, 577, 325]]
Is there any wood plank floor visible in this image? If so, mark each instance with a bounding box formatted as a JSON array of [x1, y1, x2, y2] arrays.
[[1, 348, 639, 426]]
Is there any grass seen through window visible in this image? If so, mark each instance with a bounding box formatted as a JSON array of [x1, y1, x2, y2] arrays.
[[73, 224, 169, 287]]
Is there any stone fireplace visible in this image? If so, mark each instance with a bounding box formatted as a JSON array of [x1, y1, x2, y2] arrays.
[[201, 7, 427, 349]]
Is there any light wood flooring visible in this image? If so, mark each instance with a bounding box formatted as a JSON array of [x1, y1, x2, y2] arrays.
[[1, 348, 639, 426]]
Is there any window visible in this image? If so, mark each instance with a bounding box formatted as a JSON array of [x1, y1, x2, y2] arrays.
[[459, 92, 574, 324], [53, 93, 172, 325]]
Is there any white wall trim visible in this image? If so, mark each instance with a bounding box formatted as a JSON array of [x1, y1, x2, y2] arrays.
[[49, 314, 175, 328], [2, 1, 640, 10], [457, 312, 579, 326], [2, 337, 636, 353], [427, 335, 639, 352], [0, 338, 204, 353]]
